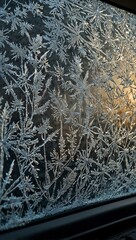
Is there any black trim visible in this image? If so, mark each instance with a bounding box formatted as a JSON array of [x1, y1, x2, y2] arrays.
[[101, 0, 136, 14], [1, 196, 136, 240]]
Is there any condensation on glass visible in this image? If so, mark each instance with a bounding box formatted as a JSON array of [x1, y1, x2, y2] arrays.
[[0, 0, 136, 230]]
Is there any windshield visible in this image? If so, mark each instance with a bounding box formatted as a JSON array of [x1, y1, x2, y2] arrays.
[[0, 0, 136, 231]]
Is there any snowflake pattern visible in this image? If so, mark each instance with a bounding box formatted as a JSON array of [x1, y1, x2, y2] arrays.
[[0, 0, 136, 230]]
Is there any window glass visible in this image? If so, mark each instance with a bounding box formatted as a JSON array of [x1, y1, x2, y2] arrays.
[[0, 0, 136, 230]]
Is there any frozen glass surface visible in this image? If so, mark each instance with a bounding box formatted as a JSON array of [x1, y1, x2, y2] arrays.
[[0, 0, 136, 230]]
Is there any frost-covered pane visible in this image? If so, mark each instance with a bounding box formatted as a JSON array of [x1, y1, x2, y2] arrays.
[[0, 0, 136, 230]]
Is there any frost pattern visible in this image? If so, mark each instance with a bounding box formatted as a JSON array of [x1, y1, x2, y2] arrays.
[[0, 0, 136, 230]]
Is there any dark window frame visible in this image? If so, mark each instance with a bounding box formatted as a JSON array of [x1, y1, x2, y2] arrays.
[[1, 195, 136, 240], [102, 0, 136, 13]]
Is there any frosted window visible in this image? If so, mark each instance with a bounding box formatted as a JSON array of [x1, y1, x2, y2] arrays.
[[0, 0, 136, 230]]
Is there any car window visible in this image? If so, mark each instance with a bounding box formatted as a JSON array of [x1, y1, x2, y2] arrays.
[[0, 0, 136, 231]]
